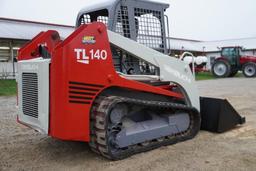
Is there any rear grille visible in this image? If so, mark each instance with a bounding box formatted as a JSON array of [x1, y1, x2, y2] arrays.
[[68, 81, 104, 104], [22, 73, 39, 118]]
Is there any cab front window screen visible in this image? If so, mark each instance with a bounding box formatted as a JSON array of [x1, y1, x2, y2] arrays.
[[79, 9, 109, 26]]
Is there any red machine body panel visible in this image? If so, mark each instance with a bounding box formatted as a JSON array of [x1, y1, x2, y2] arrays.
[[49, 23, 183, 141], [18, 30, 61, 60], [216, 56, 256, 65], [240, 56, 256, 64]]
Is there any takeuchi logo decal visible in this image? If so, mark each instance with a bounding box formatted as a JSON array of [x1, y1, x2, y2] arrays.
[[82, 36, 96, 44], [21, 64, 39, 71], [164, 65, 192, 83]]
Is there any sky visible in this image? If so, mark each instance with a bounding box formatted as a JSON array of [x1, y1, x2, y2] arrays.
[[1, 0, 256, 41]]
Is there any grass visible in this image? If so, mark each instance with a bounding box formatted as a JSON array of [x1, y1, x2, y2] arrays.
[[0, 79, 17, 96], [195, 72, 215, 81], [195, 72, 243, 81]]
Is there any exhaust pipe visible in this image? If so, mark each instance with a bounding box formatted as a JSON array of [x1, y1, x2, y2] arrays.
[[200, 97, 246, 133]]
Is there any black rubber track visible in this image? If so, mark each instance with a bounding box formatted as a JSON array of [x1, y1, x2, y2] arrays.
[[89, 96, 201, 160]]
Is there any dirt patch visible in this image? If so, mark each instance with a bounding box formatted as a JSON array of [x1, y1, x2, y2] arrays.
[[0, 77, 256, 171]]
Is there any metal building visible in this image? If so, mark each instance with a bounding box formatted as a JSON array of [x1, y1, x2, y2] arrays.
[[1, 17, 256, 78], [169, 37, 256, 69], [0, 18, 74, 79]]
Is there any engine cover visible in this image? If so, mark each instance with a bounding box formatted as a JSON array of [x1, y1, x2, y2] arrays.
[[17, 58, 50, 134]]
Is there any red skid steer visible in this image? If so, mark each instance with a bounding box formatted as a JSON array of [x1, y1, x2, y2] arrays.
[[17, 22, 245, 160]]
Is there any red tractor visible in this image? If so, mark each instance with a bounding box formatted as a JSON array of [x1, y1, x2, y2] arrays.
[[212, 46, 256, 78]]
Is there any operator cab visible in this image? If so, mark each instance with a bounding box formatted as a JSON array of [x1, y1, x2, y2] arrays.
[[76, 0, 170, 76], [221, 47, 242, 66], [76, 0, 170, 54]]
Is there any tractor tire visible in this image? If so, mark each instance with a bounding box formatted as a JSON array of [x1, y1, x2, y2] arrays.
[[229, 68, 238, 77], [212, 60, 231, 78], [242, 62, 256, 77]]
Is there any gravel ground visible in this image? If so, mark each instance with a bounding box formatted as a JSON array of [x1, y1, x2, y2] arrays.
[[0, 77, 256, 171]]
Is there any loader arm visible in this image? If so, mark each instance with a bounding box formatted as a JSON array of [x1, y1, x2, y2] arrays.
[[108, 30, 200, 111]]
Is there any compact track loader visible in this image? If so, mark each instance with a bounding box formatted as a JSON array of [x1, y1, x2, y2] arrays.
[[16, 0, 245, 160]]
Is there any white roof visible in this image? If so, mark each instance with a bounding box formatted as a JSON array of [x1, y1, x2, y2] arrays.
[[168, 37, 256, 52], [1, 18, 256, 52], [195, 38, 256, 52], [167, 38, 201, 52], [0, 18, 74, 40]]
